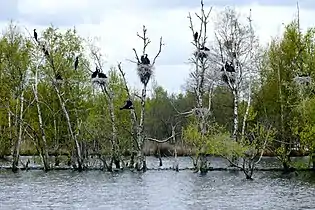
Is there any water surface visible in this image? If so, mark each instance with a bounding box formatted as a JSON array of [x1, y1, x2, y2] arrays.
[[0, 157, 314, 210]]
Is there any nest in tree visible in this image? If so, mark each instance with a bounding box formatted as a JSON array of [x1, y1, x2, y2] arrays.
[[222, 72, 235, 84], [55, 79, 63, 85], [192, 108, 211, 118], [293, 75, 312, 86], [137, 63, 154, 85], [92, 77, 107, 86], [194, 50, 210, 60]]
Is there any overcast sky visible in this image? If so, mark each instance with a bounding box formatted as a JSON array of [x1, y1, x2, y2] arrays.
[[1, 0, 315, 94]]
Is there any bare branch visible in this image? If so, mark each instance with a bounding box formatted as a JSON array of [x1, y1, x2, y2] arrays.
[[146, 132, 177, 143], [151, 36, 164, 66], [132, 48, 140, 63]]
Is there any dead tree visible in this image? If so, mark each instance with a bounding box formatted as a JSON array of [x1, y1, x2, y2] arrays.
[[117, 25, 164, 172], [173, 0, 213, 173], [89, 43, 120, 171]]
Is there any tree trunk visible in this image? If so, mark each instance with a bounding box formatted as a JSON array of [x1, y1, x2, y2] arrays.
[[232, 89, 239, 142], [134, 86, 147, 171], [311, 153, 315, 170], [106, 87, 120, 169], [54, 86, 83, 171], [32, 84, 50, 171], [12, 91, 24, 173], [241, 76, 252, 138]]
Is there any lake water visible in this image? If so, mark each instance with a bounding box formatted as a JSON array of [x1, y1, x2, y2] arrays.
[[0, 157, 315, 210]]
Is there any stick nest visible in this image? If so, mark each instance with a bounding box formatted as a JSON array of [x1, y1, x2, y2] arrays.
[[194, 50, 210, 60], [137, 63, 154, 85], [92, 78, 107, 86]]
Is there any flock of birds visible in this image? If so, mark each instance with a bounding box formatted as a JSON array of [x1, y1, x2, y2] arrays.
[[194, 31, 236, 84], [33, 29, 134, 111]]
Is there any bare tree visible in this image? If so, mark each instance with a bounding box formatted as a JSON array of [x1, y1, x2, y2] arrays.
[[117, 25, 177, 172], [88, 42, 120, 171], [174, 0, 213, 173]]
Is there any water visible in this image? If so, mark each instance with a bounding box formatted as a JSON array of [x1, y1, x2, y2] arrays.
[[0, 157, 315, 210]]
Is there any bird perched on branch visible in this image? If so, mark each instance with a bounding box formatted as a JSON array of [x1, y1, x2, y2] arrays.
[[221, 61, 235, 73], [56, 72, 62, 81], [91, 67, 99, 78], [120, 100, 134, 110], [34, 29, 38, 42], [194, 32, 198, 42], [143, 54, 150, 65], [74, 56, 79, 70]]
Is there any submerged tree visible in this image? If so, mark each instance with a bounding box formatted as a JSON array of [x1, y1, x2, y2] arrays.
[[117, 25, 177, 172], [212, 7, 259, 143]]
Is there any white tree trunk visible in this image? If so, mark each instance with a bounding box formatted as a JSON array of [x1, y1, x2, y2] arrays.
[[12, 91, 24, 172], [54, 86, 83, 170], [135, 85, 147, 171], [105, 87, 119, 169], [232, 89, 239, 142], [241, 74, 252, 138], [32, 69, 50, 171]]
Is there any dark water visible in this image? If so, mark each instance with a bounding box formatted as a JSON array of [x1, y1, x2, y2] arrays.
[[0, 157, 315, 210]]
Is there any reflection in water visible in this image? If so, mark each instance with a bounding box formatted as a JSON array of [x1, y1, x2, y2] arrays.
[[0, 158, 315, 210]]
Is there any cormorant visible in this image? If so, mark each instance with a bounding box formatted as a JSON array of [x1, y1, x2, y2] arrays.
[[74, 56, 79, 70], [140, 55, 146, 64], [200, 46, 210, 51], [56, 72, 62, 80], [120, 100, 134, 110], [34, 29, 38, 42], [221, 62, 235, 73], [143, 54, 150, 65], [91, 67, 99, 78], [194, 32, 198, 42], [98, 72, 107, 79]]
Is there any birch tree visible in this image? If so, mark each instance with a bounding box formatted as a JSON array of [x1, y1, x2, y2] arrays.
[[213, 7, 259, 143], [0, 23, 32, 172], [33, 27, 89, 171], [87, 41, 121, 171]]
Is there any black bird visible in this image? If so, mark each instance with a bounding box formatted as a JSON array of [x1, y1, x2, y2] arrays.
[[225, 62, 235, 72], [74, 56, 79, 70], [91, 67, 99, 78], [120, 100, 134, 110], [56, 72, 62, 80], [42, 46, 49, 57], [194, 32, 198, 42], [98, 72, 107, 79], [140, 55, 146, 64], [200, 46, 210, 51], [34, 29, 38, 42], [143, 54, 150, 65], [221, 62, 235, 73]]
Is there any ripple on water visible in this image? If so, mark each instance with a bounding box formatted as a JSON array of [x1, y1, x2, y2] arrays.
[[0, 158, 315, 210]]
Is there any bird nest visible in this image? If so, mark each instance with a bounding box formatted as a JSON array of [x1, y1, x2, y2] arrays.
[[293, 76, 312, 86], [194, 50, 210, 60], [192, 108, 211, 118], [54, 79, 64, 85], [137, 64, 154, 85], [91, 77, 107, 86]]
